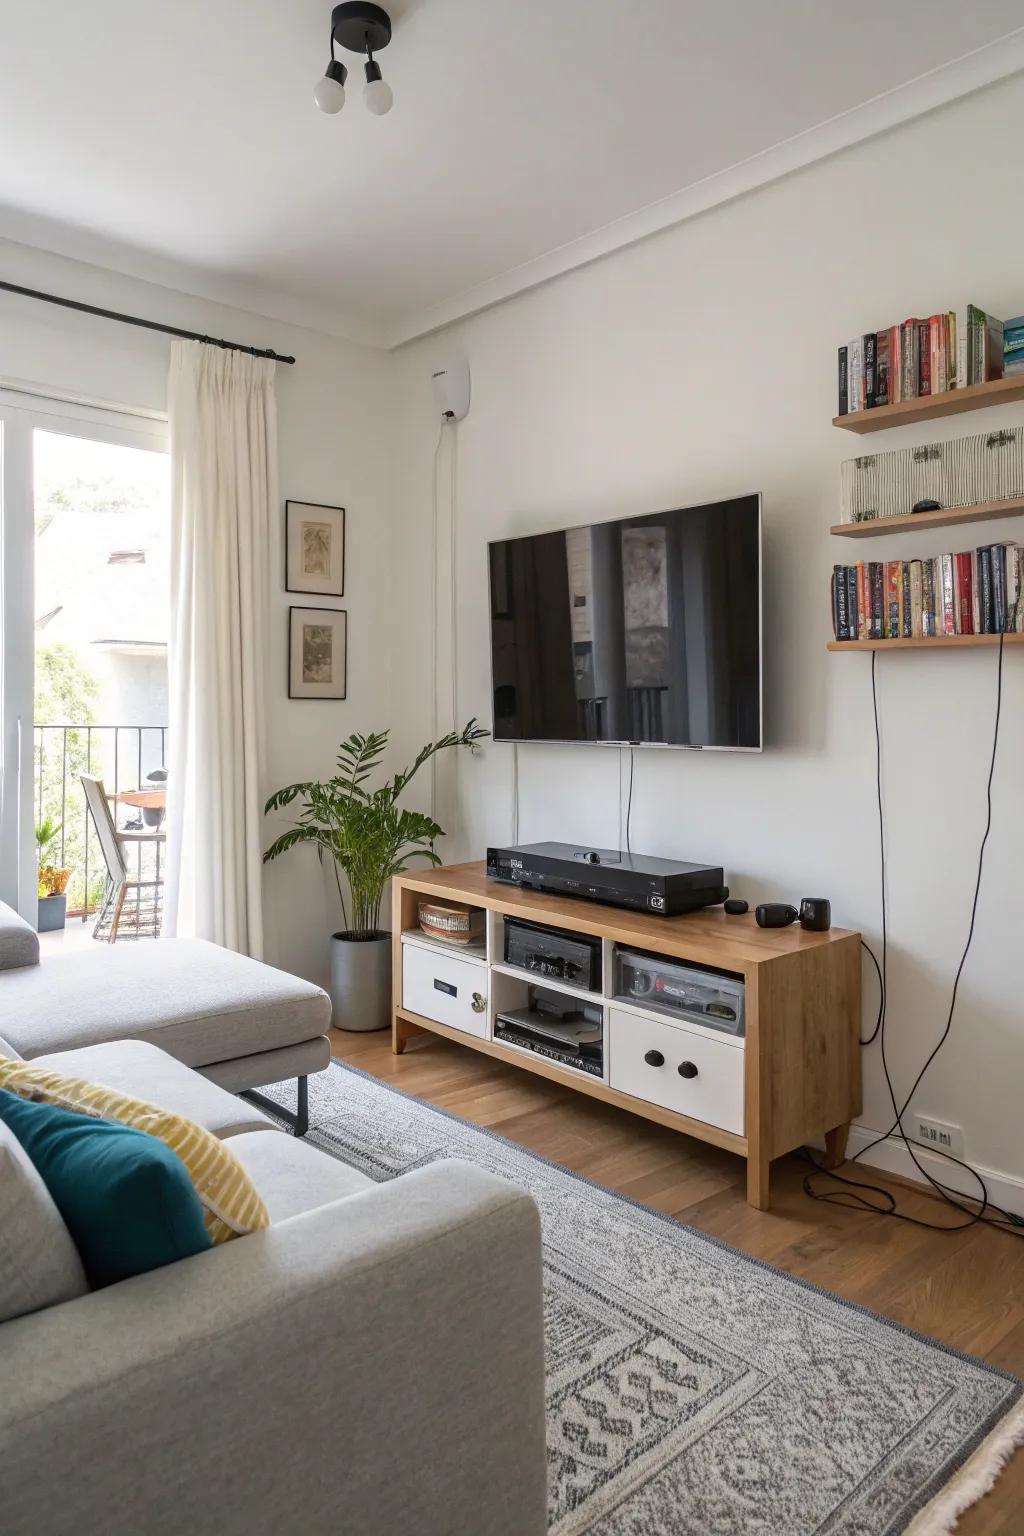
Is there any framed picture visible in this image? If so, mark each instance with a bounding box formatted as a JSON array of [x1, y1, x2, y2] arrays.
[[289, 607, 347, 700], [286, 500, 345, 596]]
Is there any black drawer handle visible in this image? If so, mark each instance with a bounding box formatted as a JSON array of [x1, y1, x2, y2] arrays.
[[677, 1061, 698, 1080], [644, 1049, 665, 1067]]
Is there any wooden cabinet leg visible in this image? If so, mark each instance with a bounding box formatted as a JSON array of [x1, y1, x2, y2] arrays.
[[824, 1123, 850, 1170], [746, 1151, 771, 1210]]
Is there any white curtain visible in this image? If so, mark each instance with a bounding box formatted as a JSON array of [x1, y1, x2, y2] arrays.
[[164, 340, 277, 958]]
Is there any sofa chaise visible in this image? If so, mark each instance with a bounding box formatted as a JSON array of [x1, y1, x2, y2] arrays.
[[0, 901, 332, 1132]]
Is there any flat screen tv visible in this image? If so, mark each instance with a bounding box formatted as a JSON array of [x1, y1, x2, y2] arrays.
[[487, 494, 762, 750]]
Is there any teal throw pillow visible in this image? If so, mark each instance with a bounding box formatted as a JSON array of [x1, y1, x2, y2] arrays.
[[0, 1088, 211, 1288]]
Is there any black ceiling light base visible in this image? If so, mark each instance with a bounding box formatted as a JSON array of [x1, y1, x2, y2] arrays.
[[331, 2, 392, 55]]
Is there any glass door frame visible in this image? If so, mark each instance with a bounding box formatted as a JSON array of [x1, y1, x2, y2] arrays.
[[0, 390, 168, 923]]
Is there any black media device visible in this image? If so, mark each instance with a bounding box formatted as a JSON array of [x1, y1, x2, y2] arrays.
[[487, 494, 763, 750], [799, 897, 831, 932], [504, 917, 602, 991], [488, 842, 727, 918], [755, 902, 798, 929]]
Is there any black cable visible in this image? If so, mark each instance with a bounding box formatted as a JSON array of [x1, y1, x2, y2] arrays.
[[859, 938, 883, 1047], [805, 634, 1024, 1238], [625, 747, 635, 856]]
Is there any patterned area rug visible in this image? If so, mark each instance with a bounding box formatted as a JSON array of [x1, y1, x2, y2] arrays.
[[264, 1062, 1023, 1535]]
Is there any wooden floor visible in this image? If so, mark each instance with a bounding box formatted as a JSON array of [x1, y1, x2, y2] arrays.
[[330, 1027, 1024, 1534]]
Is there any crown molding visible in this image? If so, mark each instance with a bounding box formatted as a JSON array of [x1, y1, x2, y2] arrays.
[[383, 28, 1024, 349], [0, 209, 387, 352]]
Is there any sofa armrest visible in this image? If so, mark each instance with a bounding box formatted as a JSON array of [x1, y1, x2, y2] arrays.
[[0, 1158, 547, 1536], [0, 900, 38, 971]]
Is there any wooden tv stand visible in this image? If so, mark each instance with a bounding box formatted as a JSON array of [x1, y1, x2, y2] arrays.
[[391, 862, 861, 1210]]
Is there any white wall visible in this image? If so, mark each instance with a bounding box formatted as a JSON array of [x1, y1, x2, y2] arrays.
[[0, 236, 395, 986], [390, 75, 1024, 1196]]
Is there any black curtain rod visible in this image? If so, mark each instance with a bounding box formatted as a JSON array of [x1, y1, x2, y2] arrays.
[[0, 279, 296, 365]]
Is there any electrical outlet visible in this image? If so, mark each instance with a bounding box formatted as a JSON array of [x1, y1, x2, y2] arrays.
[[912, 1116, 964, 1160]]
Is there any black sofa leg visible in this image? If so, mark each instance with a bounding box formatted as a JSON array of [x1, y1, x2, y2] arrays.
[[244, 1076, 309, 1138]]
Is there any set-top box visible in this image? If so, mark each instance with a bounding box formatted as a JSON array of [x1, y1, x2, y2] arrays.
[[487, 842, 727, 917]]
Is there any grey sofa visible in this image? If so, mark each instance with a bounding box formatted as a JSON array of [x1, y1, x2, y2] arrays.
[[0, 901, 332, 1132], [0, 913, 549, 1535]]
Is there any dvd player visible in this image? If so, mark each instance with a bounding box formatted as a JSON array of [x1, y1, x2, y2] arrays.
[[487, 842, 727, 917]]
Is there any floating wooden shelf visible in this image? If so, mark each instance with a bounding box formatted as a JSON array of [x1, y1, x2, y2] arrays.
[[828, 633, 1024, 651], [833, 375, 1024, 434], [831, 497, 1024, 539]]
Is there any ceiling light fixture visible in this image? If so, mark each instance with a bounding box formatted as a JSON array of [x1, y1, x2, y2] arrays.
[[314, 3, 394, 118]]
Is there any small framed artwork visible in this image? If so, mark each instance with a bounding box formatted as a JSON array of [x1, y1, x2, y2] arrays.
[[286, 500, 345, 596], [289, 607, 347, 700]]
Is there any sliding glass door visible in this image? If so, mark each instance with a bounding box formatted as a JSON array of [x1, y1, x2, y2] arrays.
[[0, 392, 168, 931]]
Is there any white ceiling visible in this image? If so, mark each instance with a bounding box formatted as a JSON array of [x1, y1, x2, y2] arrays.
[[1, 1, 1023, 348]]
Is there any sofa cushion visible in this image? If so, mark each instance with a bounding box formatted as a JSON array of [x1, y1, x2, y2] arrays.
[[31, 1041, 276, 1139], [0, 1055, 270, 1246], [0, 1032, 22, 1060], [0, 1121, 87, 1321], [227, 1128, 375, 1222], [0, 937, 331, 1067], [0, 1089, 211, 1289], [0, 900, 40, 972]]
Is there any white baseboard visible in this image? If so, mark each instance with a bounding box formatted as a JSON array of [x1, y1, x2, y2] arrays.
[[822, 1125, 1024, 1222]]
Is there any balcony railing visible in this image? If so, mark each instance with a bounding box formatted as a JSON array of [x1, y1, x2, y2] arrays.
[[34, 724, 168, 919]]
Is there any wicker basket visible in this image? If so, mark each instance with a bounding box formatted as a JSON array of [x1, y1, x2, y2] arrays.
[[417, 901, 485, 946], [840, 426, 1024, 524]]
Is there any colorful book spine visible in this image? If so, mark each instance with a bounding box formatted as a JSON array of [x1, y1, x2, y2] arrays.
[[848, 337, 865, 413], [873, 329, 890, 408], [909, 559, 924, 639], [921, 559, 935, 637], [941, 554, 956, 635], [837, 346, 848, 415], [954, 552, 974, 633]]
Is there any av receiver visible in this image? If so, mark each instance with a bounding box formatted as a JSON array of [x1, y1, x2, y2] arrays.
[[487, 842, 727, 917]]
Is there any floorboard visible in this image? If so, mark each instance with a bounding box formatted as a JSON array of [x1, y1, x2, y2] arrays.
[[329, 1027, 1024, 1533]]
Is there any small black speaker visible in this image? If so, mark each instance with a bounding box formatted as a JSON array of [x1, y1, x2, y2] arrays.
[[723, 898, 748, 916], [755, 902, 798, 929], [799, 897, 831, 932]]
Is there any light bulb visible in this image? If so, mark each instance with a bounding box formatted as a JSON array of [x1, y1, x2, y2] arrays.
[[363, 77, 393, 114], [363, 61, 393, 115], [314, 60, 347, 114]]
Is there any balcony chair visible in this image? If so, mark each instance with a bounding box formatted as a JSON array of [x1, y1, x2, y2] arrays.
[[80, 774, 164, 942]]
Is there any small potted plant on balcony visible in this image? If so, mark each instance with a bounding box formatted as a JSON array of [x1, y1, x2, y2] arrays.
[[264, 720, 487, 1031], [36, 816, 72, 933]]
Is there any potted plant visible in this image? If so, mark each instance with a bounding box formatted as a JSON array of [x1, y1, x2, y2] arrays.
[[36, 817, 72, 933], [264, 720, 487, 1031]]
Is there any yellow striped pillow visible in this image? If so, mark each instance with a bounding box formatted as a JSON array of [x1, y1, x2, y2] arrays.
[[0, 1058, 269, 1245]]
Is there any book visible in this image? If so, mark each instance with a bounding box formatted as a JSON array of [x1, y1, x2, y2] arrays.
[[1007, 547, 1023, 632], [837, 346, 849, 415], [921, 559, 936, 637], [873, 328, 890, 408], [909, 559, 924, 639], [863, 334, 876, 409], [955, 305, 969, 388], [901, 320, 921, 400], [977, 546, 994, 633], [941, 554, 956, 635], [871, 562, 884, 639], [885, 561, 901, 639], [846, 567, 859, 639], [992, 544, 1007, 633], [917, 319, 931, 396], [832, 567, 848, 640], [900, 562, 912, 637], [955, 551, 974, 633], [889, 324, 902, 404], [928, 314, 949, 396], [857, 563, 870, 640], [1005, 316, 1024, 378], [847, 337, 865, 413]]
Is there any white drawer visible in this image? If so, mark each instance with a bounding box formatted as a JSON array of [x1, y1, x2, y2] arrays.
[[402, 940, 488, 1039], [608, 1007, 744, 1136]]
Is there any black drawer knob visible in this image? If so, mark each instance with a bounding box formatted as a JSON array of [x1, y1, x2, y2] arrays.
[[643, 1049, 665, 1067], [677, 1061, 698, 1080]]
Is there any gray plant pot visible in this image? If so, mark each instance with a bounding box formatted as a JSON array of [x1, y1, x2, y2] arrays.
[[329, 930, 391, 1032], [38, 894, 67, 933]]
